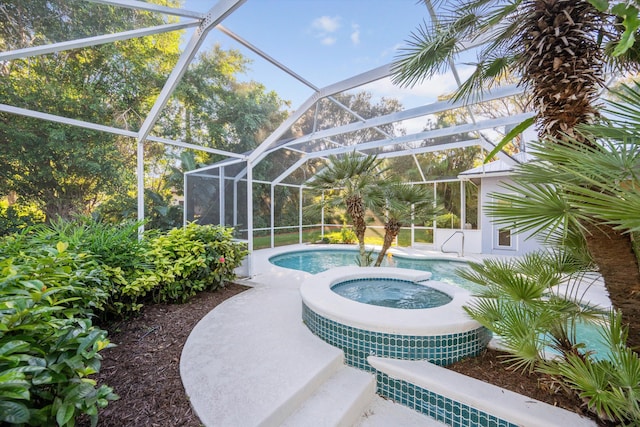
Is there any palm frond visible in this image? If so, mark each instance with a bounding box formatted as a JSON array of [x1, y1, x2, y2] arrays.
[[463, 297, 505, 327], [486, 181, 584, 239], [453, 53, 517, 102], [540, 354, 629, 422], [524, 138, 640, 232], [541, 227, 593, 265], [490, 304, 546, 373], [392, 7, 484, 88], [391, 23, 452, 87]]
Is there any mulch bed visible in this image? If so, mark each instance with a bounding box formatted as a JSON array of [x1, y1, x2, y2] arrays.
[[87, 283, 599, 426], [85, 283, 249, 427]]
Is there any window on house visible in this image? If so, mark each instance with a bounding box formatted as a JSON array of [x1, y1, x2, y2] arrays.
[[498, 228, 512, 247]]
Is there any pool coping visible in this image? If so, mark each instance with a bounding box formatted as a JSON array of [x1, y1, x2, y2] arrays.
[[368, 356, 597, 426], [300, 266, 481, 335]]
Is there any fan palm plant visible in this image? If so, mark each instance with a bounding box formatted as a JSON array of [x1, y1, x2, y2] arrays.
[[487, 83, 640, 348], [308, 152, 384, 265], [461, 246, 640, 423], [538, 310, 640, 423], [370, 183, 440, 266], [393, 0, 640, 347], [460, 250, 603, 370]]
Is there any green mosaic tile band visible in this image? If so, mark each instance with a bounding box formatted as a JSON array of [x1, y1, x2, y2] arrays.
[[376, 371, 517, 427], [302, 302, 492, 371]]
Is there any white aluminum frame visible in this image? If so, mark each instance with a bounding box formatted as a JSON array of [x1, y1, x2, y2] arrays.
[[1, 0, 536, 272]]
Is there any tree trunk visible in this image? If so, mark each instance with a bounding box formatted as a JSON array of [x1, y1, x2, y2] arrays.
[[374, 220, 400, 267], [582, 222, 640, 350], [44, 195, 79, 222], [346, 194, 368, 266]]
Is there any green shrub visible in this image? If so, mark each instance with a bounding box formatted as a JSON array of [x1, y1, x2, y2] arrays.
[[435, 212, 460, 229], [322, 224, 357, 244], [0, 243, 118, 426], [145, 223, 248, 303], [3, 218, 249, 318], [0, 239, 110, 314], [0, 200, 46, 237], [0, 220, 247, 425], [8, 218, 153, 320]]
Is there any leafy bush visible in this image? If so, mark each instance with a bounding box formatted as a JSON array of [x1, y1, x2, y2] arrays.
[[2, 218, 248, 318], [322, 224, 357, 244], [0, 200, 45, 237], [0, 237, 110, 314], [0, 219, 247, 425], [0, 243, 118, 426], [435, 212, 460, 229], [145, 223, 248, 303], [15, 217, 154, 319]]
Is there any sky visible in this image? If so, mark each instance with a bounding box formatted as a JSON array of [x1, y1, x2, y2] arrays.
[[178, 0, 473, 111]]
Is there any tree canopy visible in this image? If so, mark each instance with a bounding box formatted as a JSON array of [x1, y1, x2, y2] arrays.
[[0, 1, 289, 227]]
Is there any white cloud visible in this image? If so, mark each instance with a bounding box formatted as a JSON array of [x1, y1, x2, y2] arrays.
[[310, 16, 342, 46], [350, 24, 360, 46], [312, 16, 340, 33], [321, 36, 337, 46], [354, 66, 475, 112]]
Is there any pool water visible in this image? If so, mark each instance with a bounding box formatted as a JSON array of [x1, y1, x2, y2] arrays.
[[331, 277, 452, 309], [271, 248, 611, 359], [269, 248, 480, 291]]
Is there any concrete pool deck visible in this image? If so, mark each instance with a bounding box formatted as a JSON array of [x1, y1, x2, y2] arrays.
[[180, 244, 606, 426]]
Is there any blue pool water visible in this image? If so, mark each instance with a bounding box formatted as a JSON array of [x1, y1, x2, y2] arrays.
[[331, 277, 452, 309], [269, 248, 479, 291], [271, 248, 611, 359]]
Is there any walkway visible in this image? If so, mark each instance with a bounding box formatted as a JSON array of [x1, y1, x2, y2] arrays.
[[181, 245, 445, 426], [180, 244, 605, 426]]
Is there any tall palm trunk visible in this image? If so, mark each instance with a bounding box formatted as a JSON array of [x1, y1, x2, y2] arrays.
[[374, 219, 401, 267], [518, 0, 602, 141], [346, 194, 368, 265], [583, 222, 640, 349], [520, 0, 640, 346]]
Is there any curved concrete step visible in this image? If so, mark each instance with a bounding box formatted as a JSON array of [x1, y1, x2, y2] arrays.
[[282, 366, 375, 427], [181, 286, 345, 427]]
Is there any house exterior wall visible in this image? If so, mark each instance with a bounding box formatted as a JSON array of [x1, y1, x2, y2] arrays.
[[478, 175, 545, 256]]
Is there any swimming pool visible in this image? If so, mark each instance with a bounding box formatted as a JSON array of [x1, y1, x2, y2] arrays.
[[269, 248, 480, 291], [270, 246, 608, 359]]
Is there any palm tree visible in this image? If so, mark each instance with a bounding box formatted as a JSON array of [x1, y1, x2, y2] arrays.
[[488, 84, 640, 348], [392, 0, 640, 347], [393, 1, 638, 141], [309, 152, 384, 265], [371, 183, 439, 266]]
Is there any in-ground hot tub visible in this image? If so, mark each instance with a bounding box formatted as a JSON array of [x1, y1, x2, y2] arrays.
[[300, 267, 491, 371]]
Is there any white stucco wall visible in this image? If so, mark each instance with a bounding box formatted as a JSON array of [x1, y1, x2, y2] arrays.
[[478, 175, 545, 256]]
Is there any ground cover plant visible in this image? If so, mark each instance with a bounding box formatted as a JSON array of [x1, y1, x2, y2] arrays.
[[0, 219, 247, 426]]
